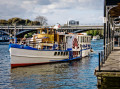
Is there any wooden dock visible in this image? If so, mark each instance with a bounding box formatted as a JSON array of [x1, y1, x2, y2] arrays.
[[95, 47, 120, 87]]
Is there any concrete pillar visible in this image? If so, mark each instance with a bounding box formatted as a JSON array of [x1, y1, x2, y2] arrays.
[[97, 77, 102, 86], [104, 0, 107, 60]]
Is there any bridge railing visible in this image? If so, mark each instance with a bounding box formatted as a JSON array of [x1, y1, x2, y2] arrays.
[[0, 25, 105, 30]]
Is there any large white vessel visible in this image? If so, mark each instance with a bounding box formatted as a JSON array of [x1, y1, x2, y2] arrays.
[[9, 28, 91, 68]]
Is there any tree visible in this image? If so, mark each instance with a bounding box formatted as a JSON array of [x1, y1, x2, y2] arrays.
[[0, 20, 8, 25], [8, 19, 12, 25], [35, 16, 47, 26], [25, 19, 31, 25], [12, 17, 21, 25], [33, 21, 40, 25]]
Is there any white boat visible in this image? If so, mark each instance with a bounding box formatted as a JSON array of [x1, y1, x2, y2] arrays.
[[92, 35, 100, 41], [9, 28, 91, 68]]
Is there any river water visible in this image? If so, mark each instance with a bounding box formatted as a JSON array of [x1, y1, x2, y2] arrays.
[[0, 40, 103, 89]]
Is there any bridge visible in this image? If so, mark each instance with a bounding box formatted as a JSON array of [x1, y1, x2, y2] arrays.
[[0, 25, 104, 38], [0, 25, 103, 36], [0, 25, 119, 41], [0, 25, 104, 30]]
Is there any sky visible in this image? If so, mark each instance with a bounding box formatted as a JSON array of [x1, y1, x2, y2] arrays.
[[0, 0, 104, 25]]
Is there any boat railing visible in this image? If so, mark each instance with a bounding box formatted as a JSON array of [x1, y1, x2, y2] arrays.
[[17, 40, 67, 51]]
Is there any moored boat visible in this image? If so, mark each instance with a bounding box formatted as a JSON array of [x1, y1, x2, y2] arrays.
[[9, 28, 91, 68], [92, 35, 100, 41]]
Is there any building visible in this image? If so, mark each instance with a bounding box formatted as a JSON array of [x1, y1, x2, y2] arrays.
[[67, 20, 79, 26]]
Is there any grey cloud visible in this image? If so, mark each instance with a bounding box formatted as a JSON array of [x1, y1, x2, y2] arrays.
[[36, 0, 51, 5], [0, 3, 26, 19], [0, 0, 104, 24]]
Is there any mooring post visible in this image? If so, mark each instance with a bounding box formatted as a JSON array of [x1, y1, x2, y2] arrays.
[[98, 53, 101, 72]]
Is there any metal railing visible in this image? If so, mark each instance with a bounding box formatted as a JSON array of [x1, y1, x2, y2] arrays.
[[15, 39, 68, 51], [98, 51, 105, 72]]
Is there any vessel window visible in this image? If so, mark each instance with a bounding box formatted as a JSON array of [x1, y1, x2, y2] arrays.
[[82, 37, 83, 42], [86, 37, 87, 42], [84, 37, 85, 42], [64, 52, 66, 56], [58, 52, 60, 55], [85, 37, 86, 43], [79, 51, 81, 55], [88, 37, 90, 43], [54, 52, 57, 56], [79, 36, 80, 42], [66, 52, 68, 55], [81, 37, 83, 43], [81, 36, 83, 43], [88, 37, 90, 42], [83, 37, 84, 43], [89, 37, 91, 42], [88, 37, 89, 43], [61, 52, 63, 55], [78, 36, 79, 42], [87, 37, 88, 43]]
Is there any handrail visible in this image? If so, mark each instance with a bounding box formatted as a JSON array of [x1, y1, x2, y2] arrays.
[[98, 51, 105, 72]]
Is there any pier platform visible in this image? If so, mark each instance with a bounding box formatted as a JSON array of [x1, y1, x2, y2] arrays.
[[95, 47, 120, 88]]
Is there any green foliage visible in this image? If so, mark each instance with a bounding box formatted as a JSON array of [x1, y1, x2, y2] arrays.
[[0, 19, 8, 25], [86, 29, 103, 38], [0, 17, 43, 26], [24, 31, 37, 38], [25, 19, 31, 25]]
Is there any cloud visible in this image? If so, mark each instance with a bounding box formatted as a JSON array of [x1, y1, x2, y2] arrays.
[[0, 0, 104, 24]]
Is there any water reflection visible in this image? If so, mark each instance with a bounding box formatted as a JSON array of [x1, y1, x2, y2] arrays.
[[11, 57, 97, 89]]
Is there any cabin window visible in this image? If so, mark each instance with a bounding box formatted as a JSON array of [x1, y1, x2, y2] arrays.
[[54, 52, 57, 56], [88, 37, 89, 43], [87, 37, 88, 43], [79, 51, 81, 55], [82, 37, 83, 43], [88, 37, 90, 42], [88, 37, 90, 43], [64, 52, 66, 56], [84, 37, 85, 42], [66, 52, 68, 55], [81, 37, 83, 43], [61, 52, 63, 55], [83, 37, 84, 43], [89, 37, 91, 43], [79, 36, 81, 42], [85, 37, 86, 43], [58, 52, 60, 55], [86, 37, 87, 42], [86, 37, 87, 43]]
